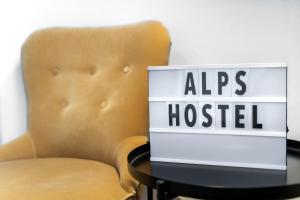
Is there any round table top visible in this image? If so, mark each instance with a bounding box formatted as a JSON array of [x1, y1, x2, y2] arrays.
[[128, 139, 300, 199]]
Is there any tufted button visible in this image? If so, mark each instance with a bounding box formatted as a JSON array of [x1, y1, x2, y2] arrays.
[[62, 101, 68, 108], [123, 66, 131, 73], [51, 67, 60, 76], [100, 100, 107, 109], [89, 67, 97, 75]]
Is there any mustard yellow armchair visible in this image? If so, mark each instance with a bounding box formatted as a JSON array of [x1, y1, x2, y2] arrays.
[[0, 21, 170, 200]]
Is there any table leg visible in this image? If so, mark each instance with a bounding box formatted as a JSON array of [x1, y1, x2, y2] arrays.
[[156, 180, 166, 200], [147, 186, 153, 200]]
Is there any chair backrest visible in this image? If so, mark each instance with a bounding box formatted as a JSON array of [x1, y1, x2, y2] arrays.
[[22, 21, 171, 165]]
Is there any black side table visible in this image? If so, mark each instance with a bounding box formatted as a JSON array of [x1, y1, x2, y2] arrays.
[[128, 139, 300, 200]]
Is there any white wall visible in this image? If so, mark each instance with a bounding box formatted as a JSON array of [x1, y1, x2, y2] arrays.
[[0, 0, 299, 143]]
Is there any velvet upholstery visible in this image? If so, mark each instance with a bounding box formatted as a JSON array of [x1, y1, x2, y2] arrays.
[[0, 21, 171, 199]]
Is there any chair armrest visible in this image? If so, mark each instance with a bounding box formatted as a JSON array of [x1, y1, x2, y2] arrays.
[[0, 133, 35, 161], [114, 136, 148, 193]]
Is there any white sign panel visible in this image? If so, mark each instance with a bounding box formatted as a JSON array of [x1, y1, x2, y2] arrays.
[[148, 63, 287, 170]]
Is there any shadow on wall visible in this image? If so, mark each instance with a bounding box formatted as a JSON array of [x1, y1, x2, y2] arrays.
[[0, 59, 27, 144]]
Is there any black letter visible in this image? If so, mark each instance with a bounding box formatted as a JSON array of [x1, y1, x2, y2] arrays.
[[169, 104, 180, 126], [202, 104, 212, 127], [202, 72, 211, 95], [235, 105, 245, 128], [252, 105, 263, 129], [184, 72, 196, 95], [184, 104, 197, 127], [235, 70, 247, 95], [218, 72, 228, 95], [218, 104, 229, 128]]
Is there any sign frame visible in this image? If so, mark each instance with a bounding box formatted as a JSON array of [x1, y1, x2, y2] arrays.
[[148, 63, 288, 170]]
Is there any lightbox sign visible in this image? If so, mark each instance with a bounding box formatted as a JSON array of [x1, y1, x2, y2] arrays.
[[148, 63, 287, 170]]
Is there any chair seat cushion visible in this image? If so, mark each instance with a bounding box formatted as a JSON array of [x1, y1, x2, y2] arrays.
[[0, 158, 131, 200]]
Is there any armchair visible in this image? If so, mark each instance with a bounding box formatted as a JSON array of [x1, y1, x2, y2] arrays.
[[0, 21, 170, 200]]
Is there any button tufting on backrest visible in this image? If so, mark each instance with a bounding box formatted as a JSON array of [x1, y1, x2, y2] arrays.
[[89, 67, 97, 75], [62, 100, 68, 108], [51, 67, 60, 76], [123, 66, 131, 73], [100, 100, 107, 109]]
